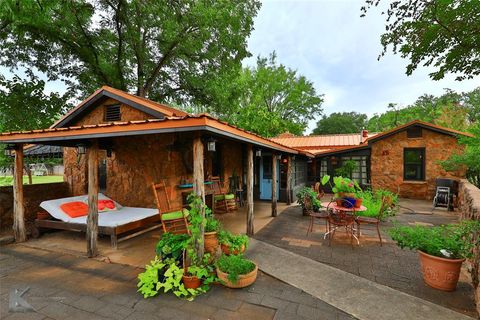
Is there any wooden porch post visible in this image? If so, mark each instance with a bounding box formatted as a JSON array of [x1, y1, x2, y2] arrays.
[[286, 155, 293, 205], [87, 141, 99, 258], [246, 145, 254, 236], [271, 153, 278, 217], [13, 144, 26, 242], [193, 135, 205, 259]]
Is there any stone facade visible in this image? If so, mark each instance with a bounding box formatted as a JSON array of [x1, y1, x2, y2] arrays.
[[0, 182, 70, 231], [370, 128, 465, 199], [74, 98, 152, 125]]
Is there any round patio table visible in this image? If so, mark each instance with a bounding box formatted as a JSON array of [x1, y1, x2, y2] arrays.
[[321, 201, 367, 244], [321, 202, 367, 212]]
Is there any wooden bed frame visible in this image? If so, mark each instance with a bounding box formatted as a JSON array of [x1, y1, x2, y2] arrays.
[[32, 214, 161, 249]]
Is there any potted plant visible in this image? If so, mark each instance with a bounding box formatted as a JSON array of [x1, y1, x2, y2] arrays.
[[296, 187, 321, 215], [389, 221, 479, 291], [204, 213, 221, 254], [156, 232, 189, 263], [322, 175, 360, 207], [182, 253, 217, 290], [216, 254, 258, 288], [218, 230, 249, 255]]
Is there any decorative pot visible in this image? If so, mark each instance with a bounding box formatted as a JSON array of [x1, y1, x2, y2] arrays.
[[354, 198, 363, 208], [221, 244, 245, 255], [344, 197, 355, 208], [418, 250, 465, 292], [343, 192, 355, 198], [335, 199, 343, 206], [216, 262, 258, 288], [204, 231, 218, 254], [182, 274, 202, 289], [37, 211, 50, 220]]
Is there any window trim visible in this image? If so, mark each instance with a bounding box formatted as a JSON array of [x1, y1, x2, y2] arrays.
[[403, 147, 426, 181]]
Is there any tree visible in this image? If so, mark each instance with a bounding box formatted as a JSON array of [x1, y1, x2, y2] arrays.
[[223, 53, 324, 137], [362, 1, 480, 81], [0, 0, 261, 105], [312, 112, 367, 135]]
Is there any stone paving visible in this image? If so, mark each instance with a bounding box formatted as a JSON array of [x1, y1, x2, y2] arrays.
[[0, 245, 355, 320], [254, 199, 477, 318]]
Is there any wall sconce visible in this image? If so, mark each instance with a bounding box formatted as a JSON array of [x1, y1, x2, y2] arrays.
[[255, 149, 262, 157], [77, 144, 87, 155], [282, 158, 288, 164], [4, 144, 15, 157], [206, 137, 216, 152], [106, 148, 113, 158]]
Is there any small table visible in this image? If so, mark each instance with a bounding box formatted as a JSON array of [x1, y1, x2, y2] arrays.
[[321, 202, 367, 244]]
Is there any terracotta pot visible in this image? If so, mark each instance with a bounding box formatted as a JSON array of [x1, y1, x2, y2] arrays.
[[204, 231, 218, 254], [182, 274, 202, 289], [335, 199, 343, 206], [343, 192, 355, 198], [216, 261, 258, 288], [221, 244, 245, 255], [418, 250, 465, 292], [36, 211, 50, 220], [354, 198, 363, 208]]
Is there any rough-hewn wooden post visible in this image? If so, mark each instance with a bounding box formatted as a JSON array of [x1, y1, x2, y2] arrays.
[[286, 155, 293, 205], [193, 135, 205, 259], [246, 145, 254, 236], [87, 141, 99, 258], [272, 153, 278, 217], [13, 144, 26, 242]]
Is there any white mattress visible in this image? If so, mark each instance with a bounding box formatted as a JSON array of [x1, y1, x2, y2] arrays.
[[40, 194, 158, 227]]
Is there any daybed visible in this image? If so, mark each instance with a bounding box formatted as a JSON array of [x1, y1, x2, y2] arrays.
[[34, 194, 161, 249]]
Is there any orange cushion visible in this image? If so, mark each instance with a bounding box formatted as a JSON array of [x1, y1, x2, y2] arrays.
[[98, 199, 116, 212], [60, 201, 88, 218]]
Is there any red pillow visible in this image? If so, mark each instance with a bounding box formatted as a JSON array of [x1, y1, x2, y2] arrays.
[[98, 199, 117, 212], [60, 201, 88, 218]]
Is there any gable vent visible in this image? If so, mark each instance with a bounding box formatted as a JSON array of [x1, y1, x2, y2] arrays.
[[104, 104, 121, 122]]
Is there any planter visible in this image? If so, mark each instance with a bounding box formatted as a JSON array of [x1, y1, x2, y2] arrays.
[[344, 197, 355, 208], [182, 274, 202, 289], [204, 231, 219, 254], [335, 199, 343, 206], [36, 211, 50, 220], [418, 251, 465, 292], [216, 262, 258, 288], [354, 198, 363, 208], [220, 244, 245, 255]]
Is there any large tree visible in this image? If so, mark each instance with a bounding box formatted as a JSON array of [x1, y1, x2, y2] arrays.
[[362, 0, 480, 81], [312, 112, 368, 135], [0, 0, 260, 105], [221, 53, 324, 137]]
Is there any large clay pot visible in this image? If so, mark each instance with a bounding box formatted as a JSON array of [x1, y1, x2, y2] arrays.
[[418, 250, 465, 291], [220, 244, 245, 255], [204, 231, 218, 254], [182, 274, 202, 289], [216, 261, 258, 288]]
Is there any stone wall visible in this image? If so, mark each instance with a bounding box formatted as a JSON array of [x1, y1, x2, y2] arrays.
[[0, 182, 70, 231], [370, 128, 465, 200], [458, 179, 480, 315], [75, 98, 152, 125]]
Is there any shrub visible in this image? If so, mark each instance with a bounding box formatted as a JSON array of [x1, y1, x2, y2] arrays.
[[216, 254, 256, 283], [155, 232, 189, 260], [218, 230, 249, 252], [296, 187, 321, 211]]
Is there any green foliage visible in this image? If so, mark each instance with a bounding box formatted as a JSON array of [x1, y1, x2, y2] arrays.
[[389, 221, 480, 259], [184, 253, 218, 291], [216, 254, 256, 283], [295, 187, 321, 211], [217, 230, 249, 252], [155, 232, 189, 260], [0, 0, 261, 105], [362, 1, 480, 81], [334, 160, 358, 179], [205, 216, 221, 233], [312, 112, 367, 135], [356, 189, 397, 219]]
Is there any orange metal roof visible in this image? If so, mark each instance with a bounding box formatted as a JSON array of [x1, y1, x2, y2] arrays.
[[271, 132, 378, 148]]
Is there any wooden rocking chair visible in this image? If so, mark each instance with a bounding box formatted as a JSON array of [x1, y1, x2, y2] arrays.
[[152, 181, 190, 235], [212, 177, 236, 213]]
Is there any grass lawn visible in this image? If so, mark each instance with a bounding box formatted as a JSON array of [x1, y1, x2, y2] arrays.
[[0, 175, 64, 186]]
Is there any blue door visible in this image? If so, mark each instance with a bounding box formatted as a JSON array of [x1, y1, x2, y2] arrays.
[[260, 154, 280, 200]]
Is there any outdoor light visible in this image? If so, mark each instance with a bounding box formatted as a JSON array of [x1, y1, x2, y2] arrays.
[[255, 149, 262, 157], [206, 137, 216, 152], [77, 144, 87, 155], [282, 158, 288, 163]]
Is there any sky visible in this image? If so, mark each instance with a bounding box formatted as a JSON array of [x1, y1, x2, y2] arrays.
[[245, 0, 479, 133]]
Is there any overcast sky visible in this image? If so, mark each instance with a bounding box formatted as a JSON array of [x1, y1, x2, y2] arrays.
[[245, 0, 479, 133]]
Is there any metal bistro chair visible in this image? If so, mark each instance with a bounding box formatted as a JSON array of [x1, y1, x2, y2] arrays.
[[306, 196, 330, 236], [356, 196, 388, 246], [325, 198, 358, 246]]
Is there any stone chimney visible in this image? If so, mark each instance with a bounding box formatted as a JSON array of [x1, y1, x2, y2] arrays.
[[362, 129, 369, 138]]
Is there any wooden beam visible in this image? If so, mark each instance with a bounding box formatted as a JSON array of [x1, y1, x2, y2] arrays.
[[13, 144, 26, 242], [246, 144, 254, 236], [286, 155, 292, 205], [193, 135, 205, 259], [86, 141, 99, 257], [271, 153, 278, 217]]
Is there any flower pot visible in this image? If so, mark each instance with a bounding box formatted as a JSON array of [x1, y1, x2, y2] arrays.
[[343, 192, 355, 198], [37, 211, 50, 220], [354, 198, 363, 208], [182, 274, 202, 289], [216, 262, 258, 288], [335, 199, 343, 206], [344, 197, 355, 208], [204, 231, 218, 254], [418, 250, 465, 292], [220, 244, 245, 255]]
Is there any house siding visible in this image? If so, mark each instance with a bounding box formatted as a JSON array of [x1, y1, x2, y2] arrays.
[[370, 128, 465, 200]]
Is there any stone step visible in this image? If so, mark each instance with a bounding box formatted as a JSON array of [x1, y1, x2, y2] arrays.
[[246, 238, 473, 320]]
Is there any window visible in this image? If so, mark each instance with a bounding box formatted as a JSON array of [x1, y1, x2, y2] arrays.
[[407, 126, 422, 138], [104, 104, 121, 122], [262, 156, 272, 179], [338, 156, 369, 185], [404, 148, 425, 181], [211, 144, 223, 178], [294, 160, 307, 185]]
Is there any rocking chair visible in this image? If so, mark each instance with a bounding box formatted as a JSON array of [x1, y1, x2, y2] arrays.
[[152, 181, 190, 235], [212, 177, 236, 213]]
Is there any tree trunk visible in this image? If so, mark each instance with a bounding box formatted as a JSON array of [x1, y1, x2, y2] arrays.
[[193, 135, 205, 260], [86, 141, 99, 258], [286, 155, 292, 205], [13, 144, 26, 242], [271, 153, 278, 217], [246, 145, 254, 236]]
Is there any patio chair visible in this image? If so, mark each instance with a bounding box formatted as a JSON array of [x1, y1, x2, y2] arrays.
[[306, 196, 330, 236], [212, 177, 236, 213], [355, 196, 388, 246], [152, 181, 190, 235], [327, 199, 358, 246]]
